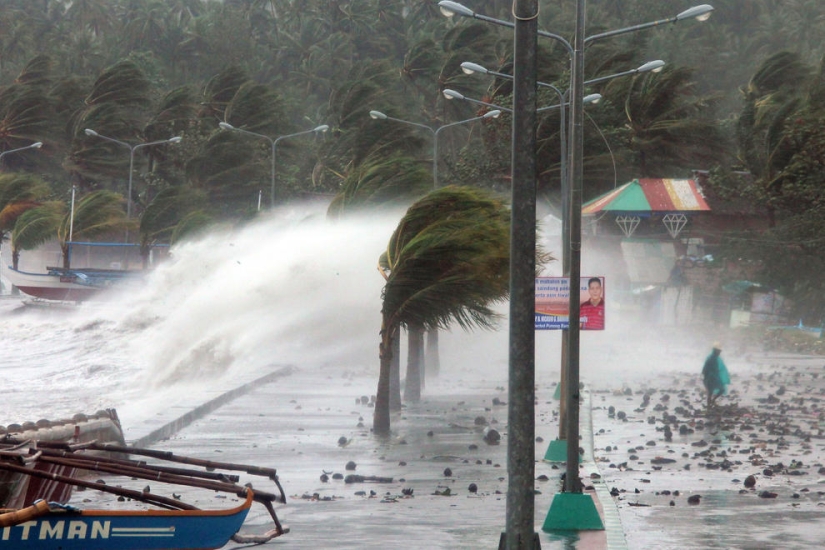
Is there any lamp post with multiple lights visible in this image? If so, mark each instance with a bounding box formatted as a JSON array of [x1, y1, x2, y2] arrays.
[[218, 122, 329, 208], [83, 130, 182, 221], [459, 59, 664, 185], [439, 0, 714, 544], [368, 109, 502, 189]]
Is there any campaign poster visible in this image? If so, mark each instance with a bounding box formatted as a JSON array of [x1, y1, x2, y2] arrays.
[[535, 276, 605, 330]]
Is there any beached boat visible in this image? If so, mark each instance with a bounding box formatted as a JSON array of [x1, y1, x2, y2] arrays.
[[0, 440, 289, 547], [1, 240, 169, 302], [0, 263, 140, 302], [0, 410, 126, 509], [0, 488, 264, 549]]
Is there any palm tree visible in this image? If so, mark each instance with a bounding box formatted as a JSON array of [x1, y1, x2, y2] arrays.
[[602, 65, 730, 178], [374, 186, 512, 435], [0, 172, 51, 265], [10, 200, 64, 269], [327, 151, 431, 218], [737, 51, 810, 182], [138, 185, 206, 268]]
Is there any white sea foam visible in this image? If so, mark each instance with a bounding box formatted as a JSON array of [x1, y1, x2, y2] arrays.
[[1, 198, 703, 433]]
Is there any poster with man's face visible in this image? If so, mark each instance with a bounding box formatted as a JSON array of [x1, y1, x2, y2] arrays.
[[535, 276, 605, 330]]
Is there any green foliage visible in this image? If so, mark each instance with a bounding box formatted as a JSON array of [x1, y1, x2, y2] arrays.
[[381, 185, 513, 333], [139, 185, 206, 246], [327, 151, 431, 218], [11, 201, 64, 255], [57, 190, 130, 246]]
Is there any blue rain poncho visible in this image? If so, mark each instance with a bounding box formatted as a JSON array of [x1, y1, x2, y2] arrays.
[[702, 351, 730, 396]]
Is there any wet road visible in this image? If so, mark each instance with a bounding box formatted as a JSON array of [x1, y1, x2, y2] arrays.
[[69, 352, 825, 549]]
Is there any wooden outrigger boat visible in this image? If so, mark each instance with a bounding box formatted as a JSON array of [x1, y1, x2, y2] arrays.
[[0, 489, 256, 550], [0, 440, 289, 548]]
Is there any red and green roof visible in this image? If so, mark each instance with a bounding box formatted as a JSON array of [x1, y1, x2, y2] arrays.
[[582, 178, 710, 215]]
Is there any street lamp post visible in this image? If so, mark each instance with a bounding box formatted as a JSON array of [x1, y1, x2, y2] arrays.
[[368, 109, 501, 189], [440, 0, 714, 542], [84, 130, 182, 220], [0, 141, 43, 165], [458, 59, 662, 449], [218, 122, 329, 208]]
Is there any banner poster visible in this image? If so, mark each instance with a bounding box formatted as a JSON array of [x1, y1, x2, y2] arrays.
[[535, 276, 605, 330]]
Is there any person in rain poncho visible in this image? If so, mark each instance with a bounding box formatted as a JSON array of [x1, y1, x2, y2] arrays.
[[702, 342, 730, 409]]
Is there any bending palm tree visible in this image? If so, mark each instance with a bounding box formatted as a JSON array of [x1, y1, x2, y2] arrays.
[[374, 186, 511, 435]]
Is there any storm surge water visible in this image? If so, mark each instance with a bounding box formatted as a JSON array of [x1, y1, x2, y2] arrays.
[[1, 198, 704, 439], [1, 202, 411, 434]]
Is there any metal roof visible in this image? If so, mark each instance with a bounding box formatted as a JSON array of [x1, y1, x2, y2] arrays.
[[582, 178, 711, 215]]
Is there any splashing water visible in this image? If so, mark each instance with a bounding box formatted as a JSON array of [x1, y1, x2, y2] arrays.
[[1, 199, 706, 436], [0, 202, 407, 429]]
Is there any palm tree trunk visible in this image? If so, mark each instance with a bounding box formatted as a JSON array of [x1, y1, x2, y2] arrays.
[[425, 328, 440, 378], [390, 326, 401, 411], [61, 243, 70, 269], [404, 324, 423, 402], [374, 321, 394, 436]]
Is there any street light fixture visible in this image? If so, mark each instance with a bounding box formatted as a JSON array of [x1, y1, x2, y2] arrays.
[[461, 59, 664, 86], [440, 1, 713, 47], [84, 129, 182, 221], [218, 122, 329, 208], [443, 88, 601, 113], [0, 141, 43, 165], [460, 59, 662, 185], [369, 109, 501, 189]]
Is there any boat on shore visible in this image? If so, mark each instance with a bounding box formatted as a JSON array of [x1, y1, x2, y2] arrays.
[[0, 440, 288, 548], [0, 264, 140, 302], [1, 241, 168, 302], [0, 487, 280, 549]]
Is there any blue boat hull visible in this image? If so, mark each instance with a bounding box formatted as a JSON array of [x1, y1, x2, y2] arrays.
[[0, 491, 252, 550]]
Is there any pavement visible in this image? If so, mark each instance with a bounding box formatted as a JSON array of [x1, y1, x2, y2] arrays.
[[71, 364, 620, 549], [67, 349, 825, 549]]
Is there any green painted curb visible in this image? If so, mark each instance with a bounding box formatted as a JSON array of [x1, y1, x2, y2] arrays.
[[542, 492, 605, 532]]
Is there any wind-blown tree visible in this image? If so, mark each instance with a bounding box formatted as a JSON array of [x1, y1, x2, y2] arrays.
[[599, 65, 730, 180], [327, 151, 431, 218], [57, 190, 131, 268], [184, 131, 261, 218], [138, 185, 207, 268], [12, 190, 130, 269], [0, 173, 51, 262], [736, 51, 811, 202], [374, 186, 513, 436], [66, 60, 153, 187], [10, 200, 64, 269], [711, 52, 825, 322]]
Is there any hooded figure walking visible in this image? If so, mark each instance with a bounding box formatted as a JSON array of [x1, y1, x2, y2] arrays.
[[702, 342, 730, 409]]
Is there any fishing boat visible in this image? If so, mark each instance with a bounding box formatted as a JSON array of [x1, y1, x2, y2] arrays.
[[0, 488, 267, 549], [0, 440, 289, 548], [1, 241, 167, 302], [0, 263, 135, 302], [0, 410, 126, 509]]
